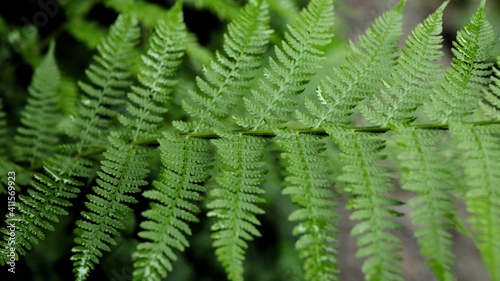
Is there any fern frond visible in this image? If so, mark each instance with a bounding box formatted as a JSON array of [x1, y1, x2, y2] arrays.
[[71, 132, 149, 281], [235, 0, 334, 130], [133, 133, 212, 281], [275, 131, 338, 281], [393, 127, 455, 281], [480, 57, 500, 119], [14, 42, 61, 167], [173, 0, 272, 133], [71, 13, 140, 150], [359, 2, 446, 126], [0, 14, 140, 265], [424, 3, 495, 123], [451, 123, 500, 281], [119, 2, 187, 140], [0, 155, 89, 265], [72, 6, 187, 279], [298, 1, 403, 128], [330, 129, 403, 281], [207, 133, 266, 281]]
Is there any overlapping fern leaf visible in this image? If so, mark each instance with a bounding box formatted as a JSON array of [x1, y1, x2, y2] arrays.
[[352, 4, 457, 279], [0, 13, 140, 266], [450, 123, 500, 281], [70, 14, 140, 150], [275, 130, 338, 281], [72, 132, 149, 281], [207, 133, 266, 281], [424, 2, 495, 123], [72, 4, 187, 280], [235, 0, 334, 130], [359, 1, 446, 126], [173, 0, 272, 134], [119, 1, 187, 139], [393, 127, 455, 281], [13, 42, 61, 167], [330, 129, 403, 281], [297, 0, 404, 128], [133, 133, 212, 281], [419, 5, 498, 278]]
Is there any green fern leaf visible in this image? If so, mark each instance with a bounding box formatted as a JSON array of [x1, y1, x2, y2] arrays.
[[207, 133, 266, 281], [359, 2, 446, 126], [480, 57, 500, 119], [14, 41, 61, 167], [299, 1, 403, 128], [72, 5, 187, 279], [424, 3, 495, 123], [173, 0, 272, 133], [71, 132, 149, 281], [451, 123, 500, 281], [275, 131, 338, 281], [0, 13, 140, 265], [235, 0, 334, 130], [133, 133, 212, 281], [330, 129, 403, 281], [119, 1, 187, 139], [393, 127, 455, 281], [70, 13, 140, 150]]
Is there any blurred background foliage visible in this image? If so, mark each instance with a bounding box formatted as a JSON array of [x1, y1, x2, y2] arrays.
[[0, 0, 499, 280]]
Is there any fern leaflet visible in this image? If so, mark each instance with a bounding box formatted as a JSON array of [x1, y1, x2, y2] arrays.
[[275, 131, 338, 281], [14, 42, 61, 167], [173, 0, 272, 133], [297, 0, 403, 128], [480, 56, 500, 119], [359, 2, 446, 126], [451, 123, 500, 281], [207, 133, 266, 281], [0, 13, 140, 265], [235, 0, 334, 130], [330, 129, 403, 281], [133, 133, 212, 281], [393, 127, 455, 281], [424, 3, 495, 123], [72, 5, 187, 279]]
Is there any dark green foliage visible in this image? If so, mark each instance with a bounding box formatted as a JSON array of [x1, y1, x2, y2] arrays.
[[1, 1, 499, 281], [0, 12, 140, 266]]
